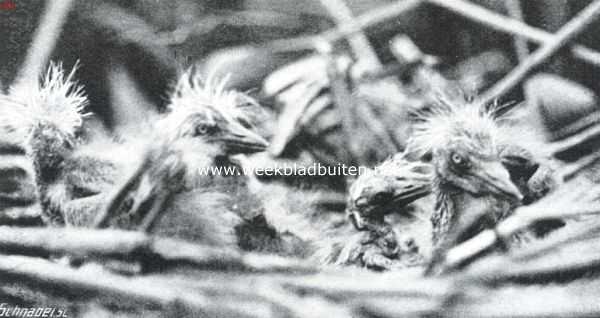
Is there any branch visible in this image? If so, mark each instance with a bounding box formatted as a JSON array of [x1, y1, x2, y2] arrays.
[[0, 254, 299, 317], [478, 0, 600, 105], [0, 226, 316, 273], [427, 0, 600, 68], [282, 271, 452, 299], [12, 0, 75, 89], [0, 254, 208, 312], [263, 0, 423, 52], [504, 0, 529, 62], [318, 0, 382, 69], [443, 179, 600, 270]]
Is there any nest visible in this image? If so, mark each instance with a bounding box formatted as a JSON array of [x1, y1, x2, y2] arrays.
[[4, 0, 600, 317]]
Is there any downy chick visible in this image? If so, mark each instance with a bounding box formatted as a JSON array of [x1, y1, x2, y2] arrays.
[[99, 72, 269, 248], [0, 63, 90, 226]]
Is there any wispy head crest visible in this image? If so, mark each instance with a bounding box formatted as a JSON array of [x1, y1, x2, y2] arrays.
[[410, 94, 500, 157], [4, 61, 89, 141], [168, 67, 258, 121]]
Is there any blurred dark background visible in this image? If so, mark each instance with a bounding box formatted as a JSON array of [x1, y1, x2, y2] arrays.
[[2, 0, 600, 127]]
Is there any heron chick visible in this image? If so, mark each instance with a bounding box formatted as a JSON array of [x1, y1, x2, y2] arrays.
[[99, 71, 269, 246], [409, 97, 523, 254], [347, 152, 433, 230], [0, 62, 89, 225]]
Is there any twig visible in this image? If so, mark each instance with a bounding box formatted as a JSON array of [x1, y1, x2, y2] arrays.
[[558, 151, 600, 182], [263, 0, 423, 52], [93, 150, 152, 229], [0, 254, 208, 312], [79, 2, 177, 75], [354, 99, 400, 155], [443, 180, 600, 270], [319, 0, 401, 156], [282, 271, 452, 299], [12, 0, 75, 90], [548, 121, 600, 165], [463, 229, 600, 285], [266, 59, 416, 157], [269, 79, 329, 156], [504, 0, 529, 62], [0, 254, 290, 317], [447, 279, 600, 317], [318, 0, 382, 69], [551, 111, 600, 143], [427, 0, 600, 68], [0, 226, 316, 273], [478, 0, 600, 106], [327, 55, 364, 163], [137, 191, 174, 233]]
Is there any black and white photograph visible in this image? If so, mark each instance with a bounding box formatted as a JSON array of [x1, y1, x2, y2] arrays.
[[2, 0, 600, 317]]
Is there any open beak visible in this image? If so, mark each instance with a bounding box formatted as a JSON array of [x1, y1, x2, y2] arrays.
[[473, 161, 523, 202], [218, 121, 269, 154]]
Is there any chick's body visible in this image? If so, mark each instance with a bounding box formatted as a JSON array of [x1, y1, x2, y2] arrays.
[[46, 139, 143, 227]]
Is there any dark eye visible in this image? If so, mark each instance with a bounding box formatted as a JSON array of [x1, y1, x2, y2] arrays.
[[195, 123, 217, 136], [451, 153, 469, 168]]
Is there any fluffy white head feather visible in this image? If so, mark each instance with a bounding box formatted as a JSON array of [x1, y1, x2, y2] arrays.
[[410, 95, 500, 158], [1, 62, 89, 142], [167, 67, 259, 126], [169, 68, 255, 109]]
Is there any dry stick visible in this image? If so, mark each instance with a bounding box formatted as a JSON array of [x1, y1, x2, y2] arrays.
[[265, 0, 423, 53], [0, 226, 315, 273], [318, 0, 382, 69], [0, 254, 213, 313], [93, 151, 152, 228], [327, 54, 363, 163], [318, 0, 400, 158], [0, 255, 301, 318], [559, 150, 600, 182], [354, 102, 399, 155], [427, 0, 600, 68], [443, 182, 600, 270], [282, 272, 453, 299], [312, 1, 395, 161], [268, 61, 413, 157], [0, 226, 239, 265], [138, 190, 174, 233], [264, 0, 423, 156], [504, 0, 529, 62], [12, 0, 75, 89], [477, 0, 600, 106], [80, 2, 177, 78], [548, 123, 600, 159], [269, 80, 329, 156]]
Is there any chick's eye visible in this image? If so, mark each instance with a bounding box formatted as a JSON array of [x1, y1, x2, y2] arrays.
[[195, 124, 217, 136], [451, 153, 468, 167], [195, 125, 208, 135]]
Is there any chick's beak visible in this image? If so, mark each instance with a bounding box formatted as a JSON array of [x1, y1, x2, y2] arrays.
[[390, 178, 431, 206], [218, 121, 269, 154], [474, 161, 523, 202]]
